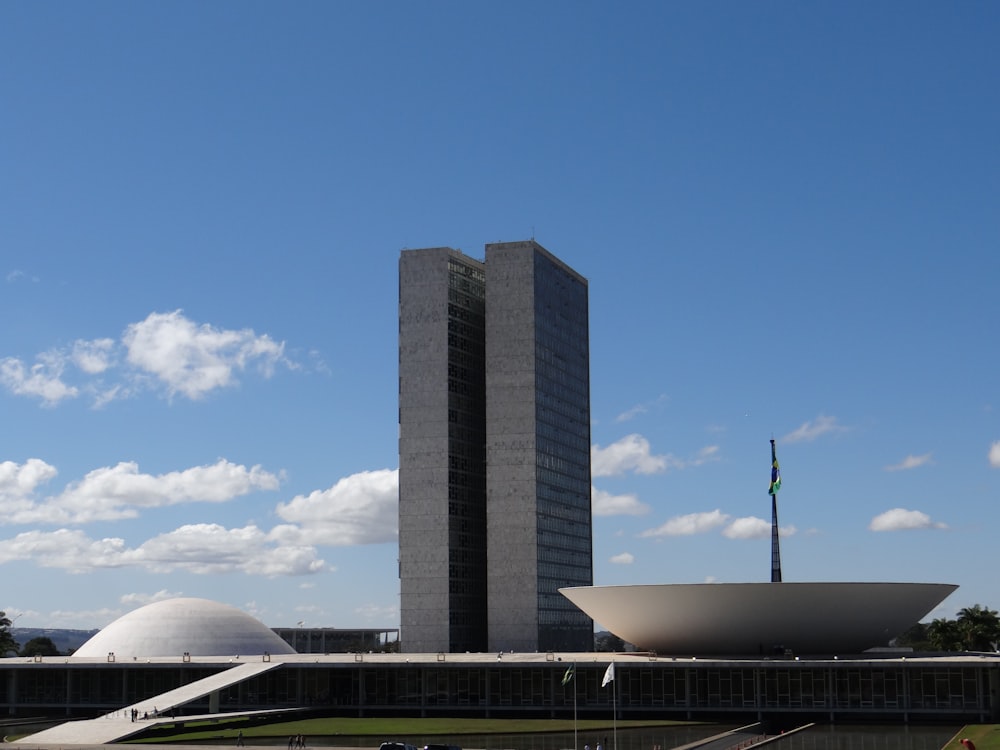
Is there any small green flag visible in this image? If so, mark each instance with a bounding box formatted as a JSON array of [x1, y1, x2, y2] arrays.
[[561, 664, 575, 685]]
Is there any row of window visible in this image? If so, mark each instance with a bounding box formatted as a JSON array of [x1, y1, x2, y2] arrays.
[[447, 302, 485, 325], [536, 418, 591, 455], [537, 363, 590, 401], [447, 378, 485, 398], [536, 450, 589, 477], [537, 504, 591, 528], [448, 454, 483, 473], [3, 664, 989, 715], [447, 392, 484, 417], [536, 389, 590, 422], [537, 466, 591, 497], [446, 498, 486, 516], [447, 286, 485, 312], [447, 333, 484, 355]]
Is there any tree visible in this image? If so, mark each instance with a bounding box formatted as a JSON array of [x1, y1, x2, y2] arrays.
[[0, 611, 19, 657], [595, 631, 624, 652], [892, 622, 930, 650], [20, 636, 60, 657], [926, 617, 963, 651], [956, 604, 1000, 652]]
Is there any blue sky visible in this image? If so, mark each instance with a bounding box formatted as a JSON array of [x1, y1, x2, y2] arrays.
[[2, 1, 997, 634]]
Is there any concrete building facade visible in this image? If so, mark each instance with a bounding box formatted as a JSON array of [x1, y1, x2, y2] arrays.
[[484, 242, 593, 653], [399, 247, 489, 654], [398, 241, 593, 654]]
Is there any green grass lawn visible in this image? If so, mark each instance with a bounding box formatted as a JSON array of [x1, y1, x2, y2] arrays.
[[132, 717, 707, 743], [128, 716, 1000, 746], [942, 726, 1000, 750]]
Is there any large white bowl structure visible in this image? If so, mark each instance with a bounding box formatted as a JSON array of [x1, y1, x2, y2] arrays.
[[560, 582, 958, 656], [72, 597, 297, 659]]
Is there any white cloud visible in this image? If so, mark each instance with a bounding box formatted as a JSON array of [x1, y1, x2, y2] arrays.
[[592, 487, 650, 516], [722, 516, 771, 539], [885, 453, 932, 471], [71, 338, 116, 374], [48, 607, 121, 629], [591, 434, 677, 477], [869, 508, 948, 532], [783, 415, 847, 443], [989, 441, 1000, 468], [120, 590, 184, 606], [3, 458, 281, 525], [691, 445, 720, 465], [614, 394, 668, 423], [136, 524, 324, 576], [0, 529, 130, 573], [592, 435, 719, 477], [1, 310, 297, 407], [0, 458, 58, 498], [609, 552, 634, 564], [6, 270, 38, 284], [123, 310, 289, 400], [640, 509, 730, 537], [0, 524, 325, 577], [0, 606, 39, 625], [0, 461, 405, 579], [615, 405, 648, 423], [0, 354, 79, 405], [274, 469, 399, 546], [91, 384, 125, 409], [722, 517, 797, 540], [354, 603, 399, 623]]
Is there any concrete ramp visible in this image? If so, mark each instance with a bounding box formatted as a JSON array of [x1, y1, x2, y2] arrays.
[[14, 660, 283, 745]]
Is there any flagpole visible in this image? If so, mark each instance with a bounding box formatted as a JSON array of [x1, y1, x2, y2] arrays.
[[602, 660, 617, 750], [563, 663, 577, 750], [573, 665, 577, 750], [612, 669, 617, 750], [769, 438, 782, 583]]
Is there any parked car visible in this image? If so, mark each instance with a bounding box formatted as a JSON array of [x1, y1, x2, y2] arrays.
[[380, 742, 417, 750]]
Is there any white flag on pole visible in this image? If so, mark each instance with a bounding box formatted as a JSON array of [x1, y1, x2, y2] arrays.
[[601, 661, 615, 687]]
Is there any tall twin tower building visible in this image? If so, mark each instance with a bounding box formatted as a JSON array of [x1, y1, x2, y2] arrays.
[[398, 240, 594, 654]]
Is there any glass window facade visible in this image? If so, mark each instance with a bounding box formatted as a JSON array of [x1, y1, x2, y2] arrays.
[[445, 258, 488, 653], [3, 658, 996, 723], [531, 252, 593, 652]]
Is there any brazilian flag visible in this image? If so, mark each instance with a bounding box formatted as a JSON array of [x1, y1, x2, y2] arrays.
[[561, 664, 575, 685], [769, 439, 782, 494]]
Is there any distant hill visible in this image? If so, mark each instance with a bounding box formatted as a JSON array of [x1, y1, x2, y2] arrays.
[[7, 627, 624, 656], [11, 628, 99, 655]]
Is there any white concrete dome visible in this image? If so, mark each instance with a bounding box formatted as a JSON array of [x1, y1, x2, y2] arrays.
[[72, 597, 297, 658]]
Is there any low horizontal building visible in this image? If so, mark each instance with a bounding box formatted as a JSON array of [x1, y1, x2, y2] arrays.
[[7, 596, 997, 739], [3, 650, 999, 725], [271, 626, 398, 654]]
